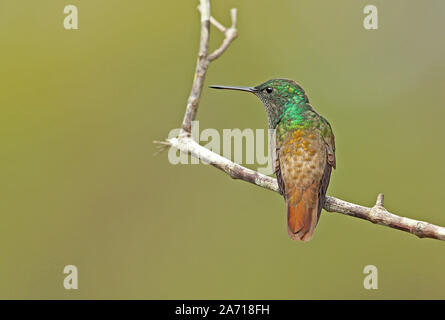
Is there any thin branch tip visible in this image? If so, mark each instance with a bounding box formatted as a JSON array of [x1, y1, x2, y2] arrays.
[[230, 8, 237, 28], [376, 193, 385, 207], [153, 140, 171, 146], [207, 8, 238, 62]]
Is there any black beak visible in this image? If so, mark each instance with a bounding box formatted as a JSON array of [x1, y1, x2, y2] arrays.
[[209, 85, 257, 93]]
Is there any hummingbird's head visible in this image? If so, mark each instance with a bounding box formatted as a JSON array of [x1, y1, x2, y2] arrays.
[[210, 78, 309, 128]]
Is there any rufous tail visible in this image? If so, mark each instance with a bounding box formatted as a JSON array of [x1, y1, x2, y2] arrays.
[[286, 184, 319, 242]]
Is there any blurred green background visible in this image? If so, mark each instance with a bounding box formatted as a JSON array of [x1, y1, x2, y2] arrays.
[[1, 0, 445, 299]]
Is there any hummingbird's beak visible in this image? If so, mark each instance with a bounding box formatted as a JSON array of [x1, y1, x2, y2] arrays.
[[209, 85, 257, 93]]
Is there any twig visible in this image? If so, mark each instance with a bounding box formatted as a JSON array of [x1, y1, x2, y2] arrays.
[[156, 0, 445, 242], [167, 136, 279, 193], [208, 8, 238, 61], [181, 1, 238, 134], [180, 0, 211, 134]]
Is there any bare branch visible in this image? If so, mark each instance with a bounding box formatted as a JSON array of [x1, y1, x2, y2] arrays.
[[208, 8, 238, 61], [166, 136, 280, 193], [180, 0, 211, 134], [325, 196, 445, 241], [156, 136, 445, 241], [157, 1, 445, 242], [181, 2, 238, 134]]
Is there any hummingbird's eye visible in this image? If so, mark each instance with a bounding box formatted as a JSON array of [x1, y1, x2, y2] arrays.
[[265, 87, 273, 94]]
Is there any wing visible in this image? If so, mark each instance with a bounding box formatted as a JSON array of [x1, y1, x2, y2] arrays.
[[275, 148, 286, 198], [316, 116, 336, 219], [320, 116, 336, 169], [317, 157, 332, 220]]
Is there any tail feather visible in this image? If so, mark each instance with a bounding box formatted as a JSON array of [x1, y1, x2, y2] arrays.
[[286, 184, 319, 242]]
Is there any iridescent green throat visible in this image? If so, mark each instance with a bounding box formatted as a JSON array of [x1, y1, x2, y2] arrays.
[[277, 99, 333, 141]]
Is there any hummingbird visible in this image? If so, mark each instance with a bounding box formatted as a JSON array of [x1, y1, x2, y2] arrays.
[[210, 79, 336, 242]]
